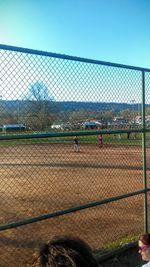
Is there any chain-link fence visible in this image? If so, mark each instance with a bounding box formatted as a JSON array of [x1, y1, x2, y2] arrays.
[[0, 44, 150, 266]]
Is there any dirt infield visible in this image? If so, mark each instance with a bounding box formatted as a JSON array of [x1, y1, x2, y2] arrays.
[[0, 143, 149, 266]]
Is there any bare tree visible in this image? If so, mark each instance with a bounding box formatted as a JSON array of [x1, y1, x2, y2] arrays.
[[24, 81, 57, 130]]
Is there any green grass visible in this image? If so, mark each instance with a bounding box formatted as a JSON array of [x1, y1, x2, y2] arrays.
[[94, 234, 139, 256], [103, 234, 138, 250], [0, 131, 148, 146]]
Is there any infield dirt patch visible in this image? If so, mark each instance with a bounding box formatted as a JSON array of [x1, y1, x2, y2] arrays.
[[0, 143, 149, 266]]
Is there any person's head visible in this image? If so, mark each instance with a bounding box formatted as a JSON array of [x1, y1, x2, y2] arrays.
[[139, 233, 150, 262], [30, 235, 98, 267]]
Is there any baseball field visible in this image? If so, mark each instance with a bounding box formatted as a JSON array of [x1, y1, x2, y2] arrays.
[[0, 140, 149, 266]]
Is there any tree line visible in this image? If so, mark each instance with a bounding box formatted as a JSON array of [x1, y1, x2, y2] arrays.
[[0, 81, 148, 131]]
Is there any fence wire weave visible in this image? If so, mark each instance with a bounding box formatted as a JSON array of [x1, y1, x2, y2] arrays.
[[0, 44, 150, 267]]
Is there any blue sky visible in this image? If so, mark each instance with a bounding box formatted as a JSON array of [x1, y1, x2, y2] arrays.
[[0, 0, 150, 68], [0, 0, 150, 104]]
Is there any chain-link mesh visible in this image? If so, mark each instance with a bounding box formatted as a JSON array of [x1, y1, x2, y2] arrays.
[[0, 45, 150, 266]]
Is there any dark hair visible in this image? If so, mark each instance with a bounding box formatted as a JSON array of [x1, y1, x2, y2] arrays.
[[139, 233, 150, 245], [30, 235, 98, 267]]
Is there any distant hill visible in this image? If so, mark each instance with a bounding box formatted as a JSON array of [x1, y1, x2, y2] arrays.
[[57, 101, 142, 111], [0, 100, 145, 112]]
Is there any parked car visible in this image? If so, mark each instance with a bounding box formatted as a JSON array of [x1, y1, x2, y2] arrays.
[[82, 121, 98, 130]]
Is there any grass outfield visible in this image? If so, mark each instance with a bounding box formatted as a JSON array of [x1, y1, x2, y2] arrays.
[[0, 131, 147, 146]]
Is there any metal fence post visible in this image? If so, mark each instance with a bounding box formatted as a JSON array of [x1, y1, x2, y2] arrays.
[[142, 70, 148, 233]]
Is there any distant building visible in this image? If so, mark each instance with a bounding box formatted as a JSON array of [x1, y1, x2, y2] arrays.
[[2, 124, 26, 132], [135, 116, 150, 125]]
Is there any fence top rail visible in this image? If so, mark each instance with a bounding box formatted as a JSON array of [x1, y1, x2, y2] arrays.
[[1, 43, 150, 73]]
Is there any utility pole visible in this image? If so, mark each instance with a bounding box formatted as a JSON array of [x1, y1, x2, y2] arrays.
[[131, 99, 135, 125]]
